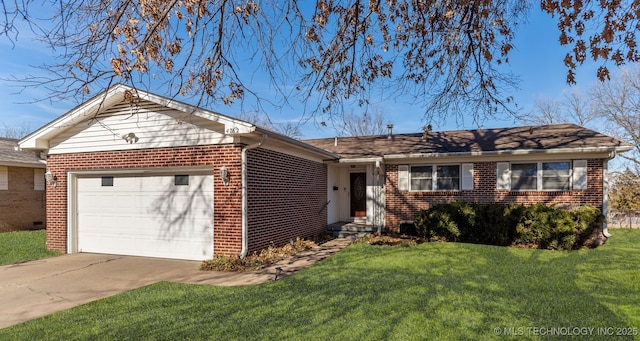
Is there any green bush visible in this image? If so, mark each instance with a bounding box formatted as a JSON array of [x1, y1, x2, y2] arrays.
[[414, 202, 603, 250]]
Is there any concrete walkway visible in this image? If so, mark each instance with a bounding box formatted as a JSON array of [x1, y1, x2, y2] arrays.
[[0, 238, 351, 329]]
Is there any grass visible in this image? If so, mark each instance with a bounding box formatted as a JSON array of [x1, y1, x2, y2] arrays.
[[0, 230, 59, 265], [1, 230, 639, 340]]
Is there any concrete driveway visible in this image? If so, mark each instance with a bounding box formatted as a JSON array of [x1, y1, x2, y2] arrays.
[[0, 253, 272, 329], [0, 238, 350, 329]]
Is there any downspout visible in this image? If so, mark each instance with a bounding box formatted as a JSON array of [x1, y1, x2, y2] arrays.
[[375, 160, 382, 234], [240, 133, 268, 259], [602, 151, 616, 238]]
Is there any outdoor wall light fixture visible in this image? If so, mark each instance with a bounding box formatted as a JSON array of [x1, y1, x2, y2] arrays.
[[220, 166, 230, 186], [44, 169, 57, 188], [123, 132, 139, 144]]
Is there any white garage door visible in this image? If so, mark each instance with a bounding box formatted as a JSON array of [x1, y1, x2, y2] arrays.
[[76, 173, 214, 261]]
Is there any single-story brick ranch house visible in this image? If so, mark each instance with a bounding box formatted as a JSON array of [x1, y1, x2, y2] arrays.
[[0, 138, 46, 231], [18, 84, 632, 260]]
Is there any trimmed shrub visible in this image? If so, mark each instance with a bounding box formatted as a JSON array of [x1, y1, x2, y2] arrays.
[[414, 202, 603, 250]]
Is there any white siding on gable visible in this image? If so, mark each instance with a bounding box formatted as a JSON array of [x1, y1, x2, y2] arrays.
[[398, 165, 409, 191], [48, 100, 233, 154], [496, 162, 510, 190], [0, 166, 7, 190], [572, 160, 588, 190], [461, 163, 474, 190], [34, 169, 45, 191]]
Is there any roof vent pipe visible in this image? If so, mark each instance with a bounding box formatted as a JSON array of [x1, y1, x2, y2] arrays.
[[334, 137, 338, 146], [387, 124, 393, 139]]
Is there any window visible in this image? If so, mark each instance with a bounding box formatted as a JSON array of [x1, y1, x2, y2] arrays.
[[410, 166, 432, 191], [542, 161, 571, 190], [511, 163, 537, 190], [101, 176, 114, 187], [175, 175, 189, 186], [499, 161, 578, 191], [437, 165, 460, 190], [409, 164, 464, 191]]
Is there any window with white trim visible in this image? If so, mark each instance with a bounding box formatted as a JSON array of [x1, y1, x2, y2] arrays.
[[511, 163, 537, 190], [497, 160, 582, 191], [436, 165, 460, 191], [542, 161, 571, 190], [406, 164, 472, 191], [410, 165, 433, 191]]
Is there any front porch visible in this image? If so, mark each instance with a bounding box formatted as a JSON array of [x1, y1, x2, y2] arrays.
[[327, 221, 383, 239]]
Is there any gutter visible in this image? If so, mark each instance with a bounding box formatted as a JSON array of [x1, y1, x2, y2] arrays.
[[383, 145, 633, 160], [239, 133, 268, 259]]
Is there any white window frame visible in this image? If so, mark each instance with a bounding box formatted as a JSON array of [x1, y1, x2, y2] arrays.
[[499, 160, 578, 191], [410, 165, 434, 191], [408, 164, 469, 192]]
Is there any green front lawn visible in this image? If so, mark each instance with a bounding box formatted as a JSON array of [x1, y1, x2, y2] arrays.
[[2, 230, 639, 340], [0, 230, 59, 266]]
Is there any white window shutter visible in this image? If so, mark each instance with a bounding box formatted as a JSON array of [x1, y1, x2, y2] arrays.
[[573, 160, 588, 190], [0, 166, 8, 190], [34, 169, 45, 191], [398, 165, 409, 191], [496, 162, 510, 190], [461, 163, 474, 190]]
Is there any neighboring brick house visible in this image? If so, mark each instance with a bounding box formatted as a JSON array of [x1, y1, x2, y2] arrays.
[[19, 84, 336, 260], [0, 138, 46, 231], [18, 84, 632, 260], [304, 124, 632, 236]]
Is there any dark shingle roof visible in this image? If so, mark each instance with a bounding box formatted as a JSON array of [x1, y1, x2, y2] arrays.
[[0, 138, 45, 167], [303, 124, 632, 159]]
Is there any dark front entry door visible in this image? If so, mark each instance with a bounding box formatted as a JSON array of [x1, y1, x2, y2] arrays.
[[350, 172, 366, 217]]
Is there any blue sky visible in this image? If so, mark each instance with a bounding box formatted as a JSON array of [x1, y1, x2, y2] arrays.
[[0, 6, 613, 139]]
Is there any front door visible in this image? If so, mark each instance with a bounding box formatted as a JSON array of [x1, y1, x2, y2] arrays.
[[350, 172, 366, 217]]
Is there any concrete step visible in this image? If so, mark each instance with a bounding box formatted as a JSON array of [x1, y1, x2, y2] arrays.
[[327, 224, 378, 233], [335, 231, 373, 239]]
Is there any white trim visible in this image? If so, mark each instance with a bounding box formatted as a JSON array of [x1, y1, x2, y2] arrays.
[[397, 165, 409, 191], [331, 157, 384, 164], [408, 164, 463, 192], [384, 145, 632, 160], [496, 162, 510, 190], [0, 161, 46, 168], [572, 160, 588, 190], [34, 169, 45, 191], [498, 160, 584, 192]]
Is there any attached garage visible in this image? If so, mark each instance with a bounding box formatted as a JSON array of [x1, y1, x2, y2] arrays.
[[71, 171, 214, 261], [18, 84, 335, 260]]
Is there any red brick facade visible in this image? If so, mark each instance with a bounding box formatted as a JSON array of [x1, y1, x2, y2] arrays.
[[45, 144, 327, 257], [385, 159, 605, 231], [0, 166, 46, 231], [247, 148, 327, 252]]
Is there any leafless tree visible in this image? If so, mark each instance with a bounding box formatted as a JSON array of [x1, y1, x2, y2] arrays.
[[1, 1, 638, 124], [591, 67, 640, 170], [518, 90, 597, 126], [341, 107, 387, 137], [0, 121, 32, 139], [235, 111, 303, 139]]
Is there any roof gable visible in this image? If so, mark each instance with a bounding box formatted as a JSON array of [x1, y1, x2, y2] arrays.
[[18, 84, 255, 152], [18, 84, 338, 160]]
